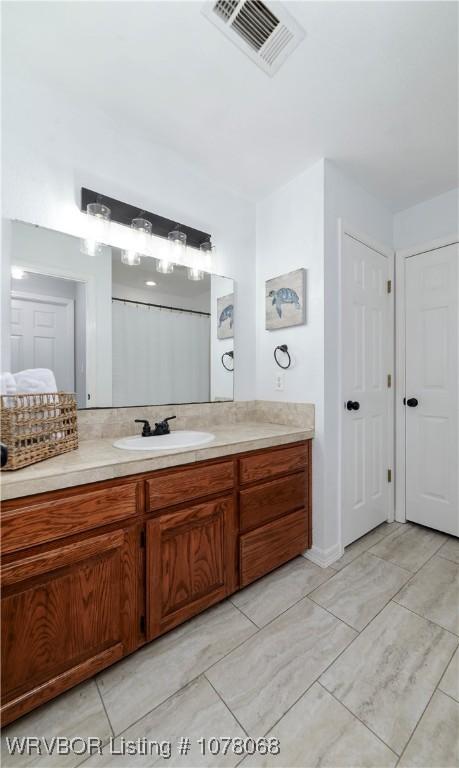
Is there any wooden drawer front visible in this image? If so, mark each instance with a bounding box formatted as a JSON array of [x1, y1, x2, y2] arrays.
[[146, 461, 234, 512], [240, 472, 306, 533], [240, 508, 308, 587], [1, 482, 140, 555], [1, 531, 125, 701], [239, 443, 308, 485]]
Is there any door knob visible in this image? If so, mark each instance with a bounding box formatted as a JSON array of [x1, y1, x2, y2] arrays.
[[346, 400, 360, 411], [405, 397, 419, 407]]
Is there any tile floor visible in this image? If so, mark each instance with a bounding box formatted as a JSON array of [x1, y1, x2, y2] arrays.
[[2, 522, 458, 768]]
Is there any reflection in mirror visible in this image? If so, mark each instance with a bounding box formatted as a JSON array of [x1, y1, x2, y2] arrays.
[[6, 221, 234, 408]]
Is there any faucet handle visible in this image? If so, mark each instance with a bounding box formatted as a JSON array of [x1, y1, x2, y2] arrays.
[[135, 419, 152, 437], [152, 416, 176, 435]]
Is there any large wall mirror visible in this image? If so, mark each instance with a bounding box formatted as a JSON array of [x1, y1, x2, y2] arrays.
[[6, 221, 234, 408]]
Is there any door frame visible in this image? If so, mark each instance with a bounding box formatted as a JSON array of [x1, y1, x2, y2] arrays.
[[394, 233, 459, 523], [11, 290, 75, 391], [338, 221, 395, 551]]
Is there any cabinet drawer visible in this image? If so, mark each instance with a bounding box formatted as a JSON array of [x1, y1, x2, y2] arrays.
[[239, 443, 308, 485], [240, 472, 306, 532], [1, 482, 141, 555], [240, 508, 308, 587], [146, 461, 234, 512]]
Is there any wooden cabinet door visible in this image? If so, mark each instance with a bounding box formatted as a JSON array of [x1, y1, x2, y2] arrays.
[[146, 496, 237, 639], [1, 526, 139, 725]]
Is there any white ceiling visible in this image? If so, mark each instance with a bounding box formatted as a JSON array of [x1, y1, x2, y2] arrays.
[[112, 251, 211, 300], [3, 1, 458, 210]]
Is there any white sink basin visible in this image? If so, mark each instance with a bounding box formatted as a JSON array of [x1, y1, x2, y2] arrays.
[[113, 430, 215, 451]]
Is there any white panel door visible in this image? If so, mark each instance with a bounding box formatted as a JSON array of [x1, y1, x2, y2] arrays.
[[342, 234, 392, 546], [405, 244, 458, 536], [10, 295, 75, 392]]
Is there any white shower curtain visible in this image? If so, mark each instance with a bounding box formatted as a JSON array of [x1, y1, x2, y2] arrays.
[[112, 301, 210, 406]]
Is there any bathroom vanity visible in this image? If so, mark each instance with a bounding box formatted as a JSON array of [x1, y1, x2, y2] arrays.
[[1, 435, 312, 725]]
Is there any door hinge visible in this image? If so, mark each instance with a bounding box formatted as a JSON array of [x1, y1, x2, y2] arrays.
[[387, 280, 392, 294], [387, 374, 392, 388], [140, 530, 145, 548], [140, 615, 146, 634], [387, 469, 392, 483]]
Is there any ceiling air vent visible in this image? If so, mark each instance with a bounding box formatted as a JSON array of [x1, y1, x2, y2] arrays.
[[202, 0, 305, 76]]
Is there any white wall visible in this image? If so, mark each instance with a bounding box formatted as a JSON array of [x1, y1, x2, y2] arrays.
[[11, 272, 77, 300], [256, 160, 326, 550], [394, 187, 459, 250], [256, 160, 393, 560], [256, 161, 325, 404], [2, 76, 256, 401], [323, 161, 393, 559]]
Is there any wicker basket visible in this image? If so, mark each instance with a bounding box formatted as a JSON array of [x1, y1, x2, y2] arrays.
[[1, 392, 78, 470]]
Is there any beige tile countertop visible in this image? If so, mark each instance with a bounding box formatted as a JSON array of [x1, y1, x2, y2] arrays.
[[1, 422, 314, 501]]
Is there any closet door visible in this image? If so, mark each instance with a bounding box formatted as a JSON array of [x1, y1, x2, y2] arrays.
[[405, 243, 458, 536], [342, 234, 392, 546]]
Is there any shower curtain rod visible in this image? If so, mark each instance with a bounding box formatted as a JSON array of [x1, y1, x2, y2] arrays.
[[112, 296, 211, 317]]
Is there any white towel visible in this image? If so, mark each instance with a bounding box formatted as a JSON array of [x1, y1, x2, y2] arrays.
[[0, 372, 17, 396], [0, 372, 17, 407], [14, 368, 58, 394], [13, 369, 62, 439]]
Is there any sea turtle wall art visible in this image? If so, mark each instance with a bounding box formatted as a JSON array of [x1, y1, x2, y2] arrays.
[[217, 292, 234, 339], [265, 268, 306, 330]]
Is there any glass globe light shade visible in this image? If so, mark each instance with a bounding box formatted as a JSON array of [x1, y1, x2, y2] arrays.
[[121, 217, 152, 265], [80, 202, 111, 256]]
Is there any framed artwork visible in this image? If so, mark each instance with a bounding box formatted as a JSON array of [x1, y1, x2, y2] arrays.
[[217, 293, 234, 339], [265, 268, 306, 330]]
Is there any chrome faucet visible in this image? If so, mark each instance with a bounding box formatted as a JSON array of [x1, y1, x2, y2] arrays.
[[135, 416, 176, 437]]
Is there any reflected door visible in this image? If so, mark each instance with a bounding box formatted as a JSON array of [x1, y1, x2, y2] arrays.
[[405, 244, 458, 536], [342, 234, 392, 546], [10, 295, 75, 392]]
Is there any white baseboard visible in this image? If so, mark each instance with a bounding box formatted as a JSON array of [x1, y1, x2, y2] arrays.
[[302, 543, 343, 569]]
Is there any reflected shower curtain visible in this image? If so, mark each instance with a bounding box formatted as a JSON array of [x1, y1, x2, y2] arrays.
[[112, 301, 210, 406]]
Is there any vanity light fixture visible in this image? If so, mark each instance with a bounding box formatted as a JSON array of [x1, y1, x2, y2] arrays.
[[121, 251, 141, 266], [188, 239, 214, 281], [156, 257, 174, 274], [168, 224, 187, 249], [157, 224, 186, 274], [121, 217, 152, 266], [145, 280, 157, 287], [80, 202, 111, 256], [11, 266, 26, 280], [187, 266, 204, 281]]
